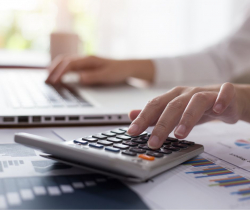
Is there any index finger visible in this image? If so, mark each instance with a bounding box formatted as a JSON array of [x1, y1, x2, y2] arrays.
[[147, 93, 193, 149], [127, 87, 183, 136], [46, 57, 85, 84], [46, 55, 67, 83]]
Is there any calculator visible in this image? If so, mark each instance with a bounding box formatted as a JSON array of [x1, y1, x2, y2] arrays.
[[14, 127, 204, 182]]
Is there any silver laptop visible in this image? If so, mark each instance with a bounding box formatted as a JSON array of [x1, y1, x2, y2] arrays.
[[0, 69, 162, 125]]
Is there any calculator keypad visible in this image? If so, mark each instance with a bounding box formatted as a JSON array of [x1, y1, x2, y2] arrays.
[[73, 128, 196, 161]]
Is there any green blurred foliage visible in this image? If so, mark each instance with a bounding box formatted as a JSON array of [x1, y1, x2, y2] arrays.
[[0, 0, 97, 55]]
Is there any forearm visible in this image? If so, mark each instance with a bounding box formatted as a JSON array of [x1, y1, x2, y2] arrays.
[[122, 59, 155, 83]]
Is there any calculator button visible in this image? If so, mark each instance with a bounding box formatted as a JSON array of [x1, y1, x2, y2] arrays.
[[106, 137, 122, 143], [158, 148, 172, 154], [172, 143, 188, 149], [119, 127, 129, 132], [130, 148, 146, 154], [139, 131, 148, 136], [138, 154, 155, 161], [122, 150, 137, 156], [146, 152, 163, 158], [141, 135, 150, 141], [163, 140, 171, 145], [97, 140, 113, 146], [89, 143, 104, 149], [132, 139, 147, 144], [167, 137, 179, 142], [124, 133, 139, 138], [113, 144, 129, 150], [92, 134, 107, 139], [139, 145, 160, 152], [111, 129, 125, 135], [138, 144, 151, 150], [163, 146, 180, 151], [124, 131, 148, 138], [82, 137, 98, 142], [101, 132, 116, 137], [116, 135, 131, 140], [179, 140, 195, 145], [105, 147, 120, 153], [73, 139, 88, 145], [122, 141, 138, 147]]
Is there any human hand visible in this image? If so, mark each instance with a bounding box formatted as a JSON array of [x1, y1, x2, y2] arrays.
[[128, 83, 247, 149], [46, 55, 155, 85]]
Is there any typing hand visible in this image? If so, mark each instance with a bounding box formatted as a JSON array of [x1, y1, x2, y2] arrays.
[[128, 83, 246, 149], [46, 55, 154, 85]]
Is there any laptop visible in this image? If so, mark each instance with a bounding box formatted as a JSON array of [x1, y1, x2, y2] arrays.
[[0, 69, 163, 126]]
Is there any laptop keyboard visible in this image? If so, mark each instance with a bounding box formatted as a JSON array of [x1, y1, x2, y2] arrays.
[[1, 71, 92, 108]]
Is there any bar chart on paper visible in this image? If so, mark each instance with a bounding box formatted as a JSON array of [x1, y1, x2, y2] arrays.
[[180, 154, 250, 208]]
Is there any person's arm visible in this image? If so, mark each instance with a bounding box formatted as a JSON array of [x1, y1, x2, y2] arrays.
[[127, 83, 250, 149], [47, 13, 250, 86], [153, 14, 250, 85], [46, 56, 155, 85]]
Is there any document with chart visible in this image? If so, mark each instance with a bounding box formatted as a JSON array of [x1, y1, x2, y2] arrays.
[[188, 121, 250, 171], [53, 123, 250, 209], [0, 122, 250, 209], [135, 121, 250, 209]]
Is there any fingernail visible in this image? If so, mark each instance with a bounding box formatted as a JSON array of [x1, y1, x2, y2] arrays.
[[148, 135, 161, 149], [175, 125, 186, 137], [213, 104, 222, 114], [128, 124, 139, 135]]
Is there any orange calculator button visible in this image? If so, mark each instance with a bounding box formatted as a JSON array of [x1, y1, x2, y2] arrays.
[[138, 154, 155, 161]]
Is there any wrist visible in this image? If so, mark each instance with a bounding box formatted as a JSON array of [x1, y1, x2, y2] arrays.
[[124, 59, 155, 83]]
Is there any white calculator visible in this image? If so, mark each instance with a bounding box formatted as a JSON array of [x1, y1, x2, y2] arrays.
[[14, 127, 204, 182]]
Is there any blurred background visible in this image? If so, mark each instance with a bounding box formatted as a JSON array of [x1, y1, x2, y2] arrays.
[[0, 0, 249, 67]]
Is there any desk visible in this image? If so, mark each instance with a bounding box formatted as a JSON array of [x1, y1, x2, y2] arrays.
[[0, 62, 250, 208], [1, 122, 250, 209]]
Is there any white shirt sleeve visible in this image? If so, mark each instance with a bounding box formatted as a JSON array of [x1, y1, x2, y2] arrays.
[[153, 14, 250, 86]]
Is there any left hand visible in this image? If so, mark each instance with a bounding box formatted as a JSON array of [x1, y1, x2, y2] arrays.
[[127, 83, 245, 149]]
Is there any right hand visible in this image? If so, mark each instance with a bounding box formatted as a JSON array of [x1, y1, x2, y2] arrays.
[[127, 83, 250, 149], [46, 55, 155, 85]]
